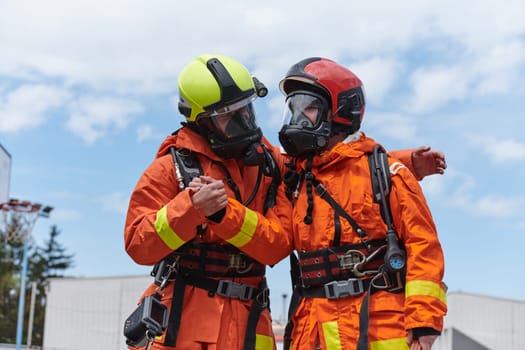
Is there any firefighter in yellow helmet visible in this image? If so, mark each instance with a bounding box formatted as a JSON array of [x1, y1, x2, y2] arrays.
[[124, 54, 447, 350]]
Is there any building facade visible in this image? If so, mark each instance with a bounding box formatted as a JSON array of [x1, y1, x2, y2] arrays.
[[39, 276, 524, 350]]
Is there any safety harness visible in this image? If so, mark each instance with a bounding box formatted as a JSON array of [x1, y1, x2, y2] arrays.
[[282, 145, 406, 350], [152, 143, 279, 350]]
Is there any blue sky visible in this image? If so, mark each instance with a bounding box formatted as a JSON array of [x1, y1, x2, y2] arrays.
[[1, 0, 524, 319]]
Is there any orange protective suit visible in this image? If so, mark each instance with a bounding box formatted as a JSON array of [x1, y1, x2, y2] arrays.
[[207, 132, 447, 350], [124, 127, 291, 350]]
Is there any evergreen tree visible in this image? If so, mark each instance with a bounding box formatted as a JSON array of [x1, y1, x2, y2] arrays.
[[27, 225, 75, 346], [0, 213, 27, 343], [0, 236, 19, 343], [0, 223, 74, 346]]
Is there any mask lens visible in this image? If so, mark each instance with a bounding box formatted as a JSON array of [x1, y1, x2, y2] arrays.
[[200, 103, 258, 140], [282, 92, 329, 129]]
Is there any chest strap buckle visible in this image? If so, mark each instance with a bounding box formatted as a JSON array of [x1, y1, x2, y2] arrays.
[[324, 278, 364, 299], [216, 280, 255, 301]]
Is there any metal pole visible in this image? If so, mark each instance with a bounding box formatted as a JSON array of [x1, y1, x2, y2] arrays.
[[282, 293, 287, 324], [15, 238, 29, 349], [27, 281, 37, 348]]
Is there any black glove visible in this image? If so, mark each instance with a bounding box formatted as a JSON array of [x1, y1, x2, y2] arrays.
[[411, 327, 441, 339]]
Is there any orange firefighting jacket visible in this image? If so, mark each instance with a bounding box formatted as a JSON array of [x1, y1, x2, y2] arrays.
[[124, 127, 291, 350], [207, 132, 447, 350]]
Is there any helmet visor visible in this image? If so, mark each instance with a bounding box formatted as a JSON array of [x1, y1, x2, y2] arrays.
[[198, 97, 259, 141], [282, 92, 330, 130]]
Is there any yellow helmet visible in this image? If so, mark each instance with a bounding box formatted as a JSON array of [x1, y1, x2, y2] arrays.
[[177, 54, 268, 159], [178, 54, 258, 122]]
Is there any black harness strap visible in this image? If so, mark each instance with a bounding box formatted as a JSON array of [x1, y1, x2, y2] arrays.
[[283, 252, 301, 350], [163, 276, 186, 346], [315, 181, 369, 247], [356, 283, 373, 350], [244, 280, 270, 350]]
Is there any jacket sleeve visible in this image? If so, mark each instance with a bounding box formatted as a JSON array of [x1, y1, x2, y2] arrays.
[[389, 149, 422, 180], [124, 155, 206, 265], [388, 162, 447, 332], [206, 183, 294, 266]]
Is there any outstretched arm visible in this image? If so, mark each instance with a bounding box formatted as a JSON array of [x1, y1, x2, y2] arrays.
[[390, 146, 447, 180]]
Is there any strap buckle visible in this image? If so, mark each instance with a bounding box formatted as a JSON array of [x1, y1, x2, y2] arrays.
[[216, 280, 255, 301], [228, 254, 254, 274], [338, 250, 366, 270], [324, 278, 364, 299], [371, 270, 404, 292], [255, 287, 269, 307], [152, 256, 180, 290]]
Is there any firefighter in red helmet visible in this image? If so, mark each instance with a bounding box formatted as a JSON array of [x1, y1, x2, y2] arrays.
[[200, 57, 447, 350]]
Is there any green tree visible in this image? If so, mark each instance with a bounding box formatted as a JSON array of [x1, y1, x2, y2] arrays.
[[27, 225, 75, 346], [0, 237, 19, 342], [0, 223, 74, 346]]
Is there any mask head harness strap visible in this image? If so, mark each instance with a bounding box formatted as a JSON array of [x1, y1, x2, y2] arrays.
[[205, 58, 251, 111]]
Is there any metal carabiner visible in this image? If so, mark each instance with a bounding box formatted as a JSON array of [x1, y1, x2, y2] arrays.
[[337, 250, 366, 270], [159, 256, 180, 291], [351, 245, 386, 277], [144, 330, 156, 350]]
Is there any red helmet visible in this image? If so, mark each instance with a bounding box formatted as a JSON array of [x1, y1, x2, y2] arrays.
[[278, 57, 366, 156]]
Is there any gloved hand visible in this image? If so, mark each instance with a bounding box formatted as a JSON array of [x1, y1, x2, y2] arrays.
[[407, 328, 439, 350], [189, 176, 228, 217], [412, 146, 447, 179]]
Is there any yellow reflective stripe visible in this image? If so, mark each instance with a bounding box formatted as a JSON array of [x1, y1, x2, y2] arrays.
[[406, 280, 447, 304], [226, 207, 258, 248], [371, 337, 409, 350], [321, 321, 342, 350], [255, 333, 273, 350], [154, 205, 186, 250]]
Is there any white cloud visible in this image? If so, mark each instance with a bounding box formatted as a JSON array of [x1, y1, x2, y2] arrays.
[[0, 0, 521, 98], [66, 96, 143, 145], [467, 135, 525, 163], [351, 57, 404, 104], [0, 84, 70, 132], [98, 192, 129, 215], [50, 207, 82, 221], [472, 39, 525, 96], [408, 65, 469, 113], [432, 168, 525, 219], [473, 195, 524, 218], [136, 124, 162, 143], [364, 112, 420, 144]]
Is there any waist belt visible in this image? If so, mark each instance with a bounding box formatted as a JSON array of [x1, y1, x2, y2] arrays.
[[151, 242, 266, 283], [184, 274, 268, 302], [297, 240, 386, 288]]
